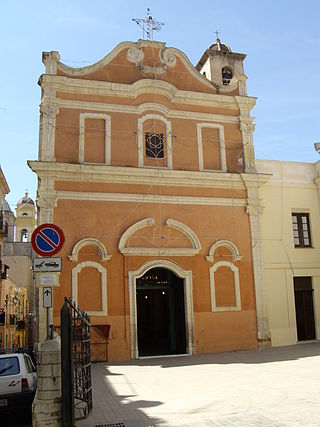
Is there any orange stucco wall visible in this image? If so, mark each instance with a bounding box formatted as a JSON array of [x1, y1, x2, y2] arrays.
[[51, 197, 257, 360], [54, 106, 244, 172], [40, 41, 257, 361]]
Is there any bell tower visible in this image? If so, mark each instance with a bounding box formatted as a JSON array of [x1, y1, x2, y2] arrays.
[[196, 35, 248, 96], [15, 192, 36, 242]]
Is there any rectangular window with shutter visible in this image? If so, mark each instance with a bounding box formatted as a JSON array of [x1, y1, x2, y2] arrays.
[[292, 213, 312, 247]]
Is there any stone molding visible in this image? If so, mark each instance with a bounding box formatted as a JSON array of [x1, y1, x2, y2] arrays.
[[126, 45, 144, 64], [42, 51, 60, 74], [137, 114, 172, 168], [57, 98, 240, 125], [246, 204, 264, 216], [72, 261, 107, 316], [79, 113, 111, 164], [40, 102, 59, 116], [28, 161, 249, 190], [197, 123, 227, 172], [53, 40, 216, 93], [127, 45, 177, 75], [119, 218, 201, 256], [57, 190, 247, 208], [39, 97, 59, 161], [206, 240, 242, 262], [36, 192, 58, 210], [118, 218, 154, 253], [128, 259, 194, 359], [166, 219, 201, 251], [209, 261, 241, 312], [239, 117, 256, 173], [41, 74, 251, 111], [235, 96, 257, 117], [68, 237, 111, 262]]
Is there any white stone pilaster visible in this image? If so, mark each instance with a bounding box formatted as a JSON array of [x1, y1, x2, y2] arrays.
[[242, 173, 271, 348], [39, 101, 59, 162], [39, 52, 60, 162], [240, 119, 256, 173], [235, 96, 257, 173]]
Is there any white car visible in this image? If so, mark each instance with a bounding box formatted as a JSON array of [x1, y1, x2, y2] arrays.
[[0, 352, 37, 416]]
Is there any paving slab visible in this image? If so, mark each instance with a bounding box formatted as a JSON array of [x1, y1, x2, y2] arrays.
[[76, 343, 320, 427]]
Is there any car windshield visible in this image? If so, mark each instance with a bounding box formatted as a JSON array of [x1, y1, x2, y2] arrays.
[[0, 357, 20, 376]]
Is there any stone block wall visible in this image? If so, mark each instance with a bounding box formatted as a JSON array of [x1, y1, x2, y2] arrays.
[[32, 333, 61, 426]]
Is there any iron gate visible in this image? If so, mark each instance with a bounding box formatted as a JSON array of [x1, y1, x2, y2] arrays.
[[61, 297, 93, 425]]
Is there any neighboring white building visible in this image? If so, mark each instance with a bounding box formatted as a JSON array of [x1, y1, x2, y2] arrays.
[[257, 159, 320, 346]]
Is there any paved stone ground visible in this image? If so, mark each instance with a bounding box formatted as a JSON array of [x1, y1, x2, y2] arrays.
[[76, 343, 320, 427]]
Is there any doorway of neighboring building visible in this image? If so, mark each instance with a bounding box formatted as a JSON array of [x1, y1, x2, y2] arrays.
[[294, 277, 316, 341], [136, 267, 187, 357]]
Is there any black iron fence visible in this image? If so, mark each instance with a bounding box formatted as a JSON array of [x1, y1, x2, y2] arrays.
[[61, 298, 92, 426]]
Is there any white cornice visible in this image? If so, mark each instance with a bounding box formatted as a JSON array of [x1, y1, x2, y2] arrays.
[[241, 173, 272, 188], [57, 190, 247, 207], [57, 98, 240, 124], [41, 75, 242, 111], [57, 41, 139, 75], [28, 161, 249, 189]]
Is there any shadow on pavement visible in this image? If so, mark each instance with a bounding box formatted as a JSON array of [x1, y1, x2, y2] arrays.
[[108, 342, 320, 369], [76, 363, 164, 427]]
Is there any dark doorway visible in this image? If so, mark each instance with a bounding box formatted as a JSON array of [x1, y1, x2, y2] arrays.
[[294, 277, 316, 341], [136, 267, 187, 357]]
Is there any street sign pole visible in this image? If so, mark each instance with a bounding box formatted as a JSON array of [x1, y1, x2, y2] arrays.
[[47, 307, 50, 340], [43, 287, 53, 340], [31, 224, 64, 343]]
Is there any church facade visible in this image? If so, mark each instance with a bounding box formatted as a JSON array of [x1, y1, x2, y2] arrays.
[[29, 38, 271, 361]]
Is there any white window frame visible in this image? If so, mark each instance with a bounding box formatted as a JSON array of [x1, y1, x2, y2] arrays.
[[210, 261, 241, 312], [138, 114, 172, 168], [72, 261, 107, 316], [79, 113, 111, 164], [197, 123, 227, 172]]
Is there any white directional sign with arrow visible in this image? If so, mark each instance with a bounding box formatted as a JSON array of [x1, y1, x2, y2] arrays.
[[43, 287, 53, 308]]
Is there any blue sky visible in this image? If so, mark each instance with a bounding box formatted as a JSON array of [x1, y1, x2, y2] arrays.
[[1, 1, 320, 209]]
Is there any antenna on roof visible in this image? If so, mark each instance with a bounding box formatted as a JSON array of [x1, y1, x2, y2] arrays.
[[132, 9, 164, 40]]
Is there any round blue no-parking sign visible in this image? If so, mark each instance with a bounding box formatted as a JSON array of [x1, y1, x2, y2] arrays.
[[31, 223, 65, 256]]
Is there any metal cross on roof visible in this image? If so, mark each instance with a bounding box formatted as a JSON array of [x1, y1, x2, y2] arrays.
[[132, 9, 164, 40], [214, 30, 220, 40]]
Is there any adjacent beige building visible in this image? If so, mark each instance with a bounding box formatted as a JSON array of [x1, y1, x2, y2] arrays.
[[257, 159, 320, 346]]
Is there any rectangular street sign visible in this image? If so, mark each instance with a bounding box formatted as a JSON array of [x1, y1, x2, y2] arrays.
[[43, 287, 53, 308], [33, 257, 62, 272]]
